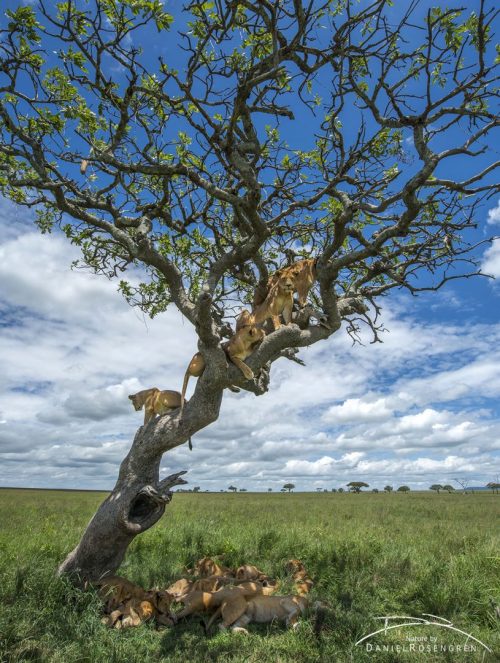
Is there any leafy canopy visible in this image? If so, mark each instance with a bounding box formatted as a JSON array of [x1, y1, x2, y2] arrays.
[[0, 0, 498, 345]]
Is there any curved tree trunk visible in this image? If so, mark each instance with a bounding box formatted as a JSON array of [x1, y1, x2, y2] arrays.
[[57, 353, 226, 583], [57, 461, 186, 581]]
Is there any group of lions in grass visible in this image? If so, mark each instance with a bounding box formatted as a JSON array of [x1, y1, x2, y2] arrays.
[[97, 556, 319, 635], [128, 258, 319, 437]]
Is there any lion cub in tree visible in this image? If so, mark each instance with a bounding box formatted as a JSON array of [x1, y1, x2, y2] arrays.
[[128, 388, 192, 449], [239, 258, 317, 332], [253, 258, 317, 309], [128, 388, 182, 425], [237, 271, 295, 332], [180, 325, 265, 413]]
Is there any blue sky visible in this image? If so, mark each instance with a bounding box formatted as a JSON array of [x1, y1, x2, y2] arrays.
[[0, 1, 499, 491]]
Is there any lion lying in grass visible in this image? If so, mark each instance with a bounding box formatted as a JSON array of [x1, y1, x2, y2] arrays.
[[95, 575, 174, 629], [95, 557, 315, 634]]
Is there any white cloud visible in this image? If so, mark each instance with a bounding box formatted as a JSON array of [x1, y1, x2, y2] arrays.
[[482, 240, 500, 279], [323, 397, 393, 423], [0, 199, 499, 491], [487, 199, 500, 225]]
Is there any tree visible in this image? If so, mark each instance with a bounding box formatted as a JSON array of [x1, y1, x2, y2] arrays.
[[384, 486, 393, 493], [193, 486, 200, 493], [283, 483, 295, 493], [372, 488, 379, 493], [240, 488, 247, 492], [268, 488, 273, 492], [430, 484, 443, 494], [228, 486, 237, 493], [443, 484, 456, 493], [1, 1, 497, 582], [486, 482, 500, 494], [338, 488, 345, 494], [454, 478, 472, 494], [347, 482, 369, 493], [397, 486, 410, 493]]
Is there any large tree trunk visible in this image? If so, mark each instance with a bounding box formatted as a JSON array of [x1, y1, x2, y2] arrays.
[[58, 358, 225, 583], [57, 461, 187, 581]]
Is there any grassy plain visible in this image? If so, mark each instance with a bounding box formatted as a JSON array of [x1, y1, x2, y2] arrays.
[[0, 488, 498, 663]]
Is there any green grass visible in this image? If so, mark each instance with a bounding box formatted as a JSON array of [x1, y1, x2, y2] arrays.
[[0, 489, 498, 662]]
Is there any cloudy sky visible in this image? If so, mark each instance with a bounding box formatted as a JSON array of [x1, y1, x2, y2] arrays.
[[1, 196, 499, 492]]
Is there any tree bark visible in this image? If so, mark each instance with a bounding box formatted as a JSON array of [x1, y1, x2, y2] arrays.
[[57, 451, 187, 582], [57, 356, 225, 583]]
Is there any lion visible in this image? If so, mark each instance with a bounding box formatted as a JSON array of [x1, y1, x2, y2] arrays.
[[174, 581, 271, 621], [235, 564, 267, 582], [207, 593, 310, 634], [128, 388, 182, 424], [190, 556, 234, 578], [166, 574, 235, 600], [285, 558, 314, 595], [238, 271, 295, 332], [166, 577, 193, 599], [180, 325, 265, 412], [95, 575, 173, 620], [252, 258, 317, 309], [103, 593, 174, 629], [128, 387, 192, 449], [221, 594, 309, 633], [95, 575, 148, 613]]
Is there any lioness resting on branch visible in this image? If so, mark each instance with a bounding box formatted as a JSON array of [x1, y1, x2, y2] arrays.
[[238, 258, 318, 332], [128, 388, 182, 424], [128, 388, 193, 449], [180, 324, 265, 413], [253, 258, 317, 309], [237, 271, 295, 332]]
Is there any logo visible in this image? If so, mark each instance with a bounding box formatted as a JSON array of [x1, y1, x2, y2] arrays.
[[356, 614, 492, 656]]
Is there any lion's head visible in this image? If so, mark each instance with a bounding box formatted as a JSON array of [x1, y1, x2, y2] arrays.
[[275, 272, 296, 295], [128, 389, 157, 411], [243, 325, 265, 344]]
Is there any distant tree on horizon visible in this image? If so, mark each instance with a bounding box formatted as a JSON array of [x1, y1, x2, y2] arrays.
[[228, 485, 237, 493], [283, 483, 295, 493], [347, 481, 369, 493], [268, 488, 273, 492], [384, 485, 393, 493], [338, 488, 345, 494], [486, 482, 500, 494], [454, 478, 472, 494], [372, 488, 379, 493], [430, 484, 443, 494], [443, 484, 455, 493], [193, 486, 200, 493], [397, 486, 410, 493]]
